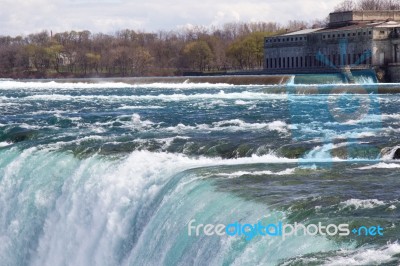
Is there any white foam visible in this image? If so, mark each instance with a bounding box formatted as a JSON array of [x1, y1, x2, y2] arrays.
[[0, 80, 135, 90], [380, 145, 400, 160], [131, 113, 154, 128], [21, 91, 287, 102], [381, 113, 400, 120], [0, 80, 253, 92], [131, 82, 236, 89], [0, 142, 11, 148], [358, 162, 400, 169], [234, 100, 254, 105], [324, 243, 400, 266], [217, 168, 296, 178], [117, 105, 163, 110], [353, 76, 376, 84], [166, 137, 191, 149], [267, 120, 288, 133], [164, 119, 289, 134], [339, 199, 386, 210]]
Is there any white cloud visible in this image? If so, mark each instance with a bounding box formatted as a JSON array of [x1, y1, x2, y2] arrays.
[[0, 0, 343, 36]]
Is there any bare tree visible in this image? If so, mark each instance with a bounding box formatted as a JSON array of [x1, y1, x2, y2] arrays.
[[335, 0, 356, 11], [335, 0, 400, 11], [287, 20, 309, 31]]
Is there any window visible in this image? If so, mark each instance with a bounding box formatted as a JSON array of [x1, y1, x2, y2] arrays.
[[353, 33, 356, 36], [347, 33, 351, 36], [300, 37, 303, 40], [369, 31, 372, 35], [363, 32, 366, 35], [333, 34, 336, 38], [380, 31, 385, 34], [295, 37, 298, 41], [323, 35, 326, 39], [358, 32, 361, 36], [291, 38, 294, 41], [342, 33, 345, 37]]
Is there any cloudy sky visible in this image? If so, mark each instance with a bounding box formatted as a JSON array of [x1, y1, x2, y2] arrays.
[[0, 0, 344, 36]]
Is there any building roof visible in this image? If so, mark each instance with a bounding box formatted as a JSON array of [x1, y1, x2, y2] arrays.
[[375, 21, 400, 27], [281, 28, 322, 36], [328, 10, 400, 27], [316, 22, 374, 33], [269, 20, 400, 38]]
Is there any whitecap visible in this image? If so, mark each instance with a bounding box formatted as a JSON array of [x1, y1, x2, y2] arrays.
[[216, 168, 296, 178], [164, 119, 289, 134], [339, 199, 386, 210], [358, 162, 400, 169], [0, 142, 11, 148], [324, 242, 400, 266]]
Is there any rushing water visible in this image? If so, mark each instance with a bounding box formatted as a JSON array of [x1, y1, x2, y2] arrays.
[[0, 78, 400, 265]]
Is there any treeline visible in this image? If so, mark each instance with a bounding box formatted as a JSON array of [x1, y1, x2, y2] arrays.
[[335, 0, 400, 11], [0, 21, 326, 78]]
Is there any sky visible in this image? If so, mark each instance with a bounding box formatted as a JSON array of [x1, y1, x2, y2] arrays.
[[0, 0, 344, 36]]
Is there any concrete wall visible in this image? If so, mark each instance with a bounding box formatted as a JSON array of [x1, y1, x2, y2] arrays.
[[329, 11, 355, 25], [372, 39, 393, 66], [264, 28, 375, 73], [388, 64, 400, 82], [373, 28, 391, 40], [354, 11, 400, 22], [329, 11, 400, 27]]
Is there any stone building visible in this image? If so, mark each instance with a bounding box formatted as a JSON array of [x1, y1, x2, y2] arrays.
[[264, 10, 400, 81]]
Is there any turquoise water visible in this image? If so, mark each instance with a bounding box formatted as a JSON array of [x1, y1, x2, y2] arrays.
[[0, 79, 400, 265]]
